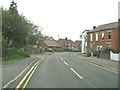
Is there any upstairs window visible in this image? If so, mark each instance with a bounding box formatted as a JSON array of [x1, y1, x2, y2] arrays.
[[96, 33, 98, 41], [108, 32, 111, 40], [101, 32, 104, 40], [90, 33, 93, 41]]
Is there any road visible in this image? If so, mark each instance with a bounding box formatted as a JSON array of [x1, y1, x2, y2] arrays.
[[23, 52, 118, 88]]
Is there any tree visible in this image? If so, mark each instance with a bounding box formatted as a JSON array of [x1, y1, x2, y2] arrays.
[[2, 0, 55, 57], [26, 25, 44, 48], [2, 0, 33, 49], [9, 0, 18, 14]]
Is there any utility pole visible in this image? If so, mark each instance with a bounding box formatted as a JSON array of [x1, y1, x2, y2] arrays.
[[58, 35, 59, 40]]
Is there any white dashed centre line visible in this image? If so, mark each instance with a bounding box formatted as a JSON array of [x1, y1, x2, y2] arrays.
[[70, 68, 83, 79], [63, 61, 68, 66], [60, 57, 83, 80]]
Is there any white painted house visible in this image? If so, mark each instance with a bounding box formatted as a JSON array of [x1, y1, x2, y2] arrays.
[[81, 30, 89, 53]]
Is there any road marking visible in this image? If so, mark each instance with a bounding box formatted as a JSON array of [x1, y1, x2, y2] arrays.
[[61, 58, 63, 61], [22, 61, 41, 89], [2, 59, 38, 89], [15, 66, 34, 89], [15, 59, 42, 89], [70, 68, 83, 79], [63, 61, 68, 66]]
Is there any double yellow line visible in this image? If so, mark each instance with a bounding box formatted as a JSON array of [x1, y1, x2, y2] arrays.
[[15, 58, 43, 90]]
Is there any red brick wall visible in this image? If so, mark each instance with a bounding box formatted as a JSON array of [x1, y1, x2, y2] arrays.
[[87, 28, 118, 52], [111, 28, 118, 49], [74, 41, 82, 51], [58, 40, 65, 49]]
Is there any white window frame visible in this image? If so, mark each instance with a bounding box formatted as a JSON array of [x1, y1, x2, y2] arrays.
[[101, 32, 104, 40], [90, 33, 93, 41], [96, 33, 98, 41]]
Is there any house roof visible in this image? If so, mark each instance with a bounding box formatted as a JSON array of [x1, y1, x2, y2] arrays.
[[82, 30, 89, 34], [88, 22, 118, 33], [44, 40, 61, 47], [58, 38, 74, 43], [75, 40, 82, 43]]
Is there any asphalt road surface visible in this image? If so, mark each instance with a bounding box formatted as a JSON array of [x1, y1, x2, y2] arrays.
[[24, 52, 118, 88]]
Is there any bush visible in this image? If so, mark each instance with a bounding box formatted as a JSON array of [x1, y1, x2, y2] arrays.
[[112, 49, 120, 54], [103, 47, 113, 54], [18, 51, 30, 57], [103, 47, 120, 54], [2, 47, 18, 57]]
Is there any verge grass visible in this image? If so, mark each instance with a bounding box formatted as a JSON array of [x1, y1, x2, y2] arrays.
[[1, 54, 24, 64]]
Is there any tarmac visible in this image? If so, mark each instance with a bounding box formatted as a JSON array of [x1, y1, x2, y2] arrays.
[[1, 52, 119, 88], [2, 55, 41, 88]]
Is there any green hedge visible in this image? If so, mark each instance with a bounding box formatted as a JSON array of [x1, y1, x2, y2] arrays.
[[18, 51, 30, 57]]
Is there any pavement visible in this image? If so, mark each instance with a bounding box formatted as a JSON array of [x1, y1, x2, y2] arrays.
[[76, 52, 119, 72]]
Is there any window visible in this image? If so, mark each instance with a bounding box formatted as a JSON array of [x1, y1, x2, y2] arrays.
[[108, 32, 111, 40], [90, 33, 93, 41], [96, 33, 98, 41], [107, 44, 111, 47], [101, 32, 104, 40]]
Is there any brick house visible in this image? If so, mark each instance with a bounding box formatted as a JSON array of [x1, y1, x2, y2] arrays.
[[74, 40, 82, 51], [58, 38, 74, 50], [43, 40, 61, 51], [87, 22, 119, 53]]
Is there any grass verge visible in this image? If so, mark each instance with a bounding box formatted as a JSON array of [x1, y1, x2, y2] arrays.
[[0, 54, 24, 64]]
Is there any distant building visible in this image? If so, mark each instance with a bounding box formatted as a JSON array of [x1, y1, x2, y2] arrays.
[[58, 38, 74, 50], [87, 22, 119, 52], [43, 40, 61, 51], [81, 30, 89, 53], [74, 40, 82, 51]]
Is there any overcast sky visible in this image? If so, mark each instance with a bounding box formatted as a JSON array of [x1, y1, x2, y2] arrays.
[[0, 0, 119, 41]]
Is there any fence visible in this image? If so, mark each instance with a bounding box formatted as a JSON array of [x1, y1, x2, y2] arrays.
[[110, 51, 120, 61]]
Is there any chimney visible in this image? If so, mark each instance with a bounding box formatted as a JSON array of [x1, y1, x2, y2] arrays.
[[93, 26, 96, 29], [65, 37, 67, 40]]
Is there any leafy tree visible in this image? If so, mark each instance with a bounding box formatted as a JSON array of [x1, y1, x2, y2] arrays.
[[2, 0, 54, 57], [26, 25, 44, 48], [9, 0, 18, 14], [2, 0, 32, 49], [2, 1, 33, 57]]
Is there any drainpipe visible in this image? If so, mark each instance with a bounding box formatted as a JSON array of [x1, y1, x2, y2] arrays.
[[97, 46, 100, 58]]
